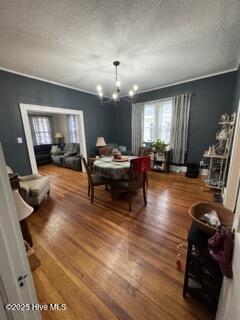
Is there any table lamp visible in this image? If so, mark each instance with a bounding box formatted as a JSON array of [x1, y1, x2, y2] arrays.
[[12, 189, 33, 221], [55, 132, 64, 149], [96, 137, 106, 156], [96, 137, 106, 147]]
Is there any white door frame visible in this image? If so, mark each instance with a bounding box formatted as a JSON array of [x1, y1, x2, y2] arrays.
[[0, 143, 40, 320], [20, 104, 87, 174], [224, 101, 240, 211]]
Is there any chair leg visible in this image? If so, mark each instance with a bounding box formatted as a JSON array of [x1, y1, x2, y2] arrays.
[[146, 174, 148, 187], [128, 190, 132, 211], [88, 182, 90, 196], [91, 186, 94, 204], [143, 184, 147, 206]]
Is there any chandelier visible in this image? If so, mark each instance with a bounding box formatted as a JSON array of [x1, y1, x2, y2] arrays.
[[96, 61, 138, 104]]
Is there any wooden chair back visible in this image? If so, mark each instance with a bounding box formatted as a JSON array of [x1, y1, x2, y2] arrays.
[[129, 157, 151, 189], [80, 154, 93, 184]]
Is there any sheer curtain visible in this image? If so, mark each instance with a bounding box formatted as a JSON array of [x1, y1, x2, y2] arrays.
[[132, 102, 144, 155], [67, 115, 79, 143], [29, 115, 54, 145], [170, 93, 192, 164]]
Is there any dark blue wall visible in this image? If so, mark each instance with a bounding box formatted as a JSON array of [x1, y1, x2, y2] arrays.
[[113, 71, 237, 164], [0, 70, 114, 174], [0, 69, 238, 174]]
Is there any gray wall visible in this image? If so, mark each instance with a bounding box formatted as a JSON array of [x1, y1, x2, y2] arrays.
[[113, 71, 237, 164], [0, 70, 114, 174]]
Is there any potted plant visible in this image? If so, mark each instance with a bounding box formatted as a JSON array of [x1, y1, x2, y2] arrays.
[[153, 139, 169, 154]]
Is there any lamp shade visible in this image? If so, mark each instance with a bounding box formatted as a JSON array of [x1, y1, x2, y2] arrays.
[[12, 190, 33, 221], [96, 137, 106, 147], [55, 132, 63, 138]]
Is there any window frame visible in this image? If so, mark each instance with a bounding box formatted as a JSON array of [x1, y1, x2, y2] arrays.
[[143, 98, 173, 144], [29, 114, 54, 145]]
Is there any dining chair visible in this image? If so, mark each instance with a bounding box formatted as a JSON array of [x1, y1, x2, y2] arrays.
[[115, 156, 151, 211], [80, 154, 112, 204], [138, 147, 151, 186]]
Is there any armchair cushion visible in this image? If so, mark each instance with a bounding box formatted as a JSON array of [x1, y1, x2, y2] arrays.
[[19, 174, 42, 182], [52, 150, 64, 155], [64, 151, 77, 157], [20, 176, 50, 197]]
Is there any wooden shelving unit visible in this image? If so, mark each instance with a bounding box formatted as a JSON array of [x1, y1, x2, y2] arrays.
[[150, 150, 170, 173]]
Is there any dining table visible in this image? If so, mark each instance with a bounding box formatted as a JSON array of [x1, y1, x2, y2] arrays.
[[93, 156, 136, 180]]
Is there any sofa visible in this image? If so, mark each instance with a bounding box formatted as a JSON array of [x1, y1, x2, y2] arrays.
[[51, 143, 82, 171], [34, 144, 53, 166]]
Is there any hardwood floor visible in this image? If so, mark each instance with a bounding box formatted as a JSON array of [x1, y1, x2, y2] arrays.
[[28, 164, 215, 320]]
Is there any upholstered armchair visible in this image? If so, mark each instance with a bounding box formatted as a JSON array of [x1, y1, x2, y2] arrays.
[[6, 166, 50, 207]]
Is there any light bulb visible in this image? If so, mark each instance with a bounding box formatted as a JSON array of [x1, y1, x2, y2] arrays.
[[96, 85, 102, 92], [99, 91, 103, 98], [116, 81, 120, 87], [112, 93, 117, 100], [133, 84, 138, 91], [129, 90, 134, 97]]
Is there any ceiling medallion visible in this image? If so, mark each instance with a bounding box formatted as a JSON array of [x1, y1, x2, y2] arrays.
[[96, 61, 138, 105]]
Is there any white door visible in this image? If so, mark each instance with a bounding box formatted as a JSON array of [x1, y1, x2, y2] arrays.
[[216, 179, 240, 320], [0, 144, 40, 320]]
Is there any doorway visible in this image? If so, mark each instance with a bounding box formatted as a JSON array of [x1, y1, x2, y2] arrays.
[[20, 104, 87, 174]]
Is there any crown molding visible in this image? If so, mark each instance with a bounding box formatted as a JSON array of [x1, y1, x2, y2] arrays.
[[0, 67, 98, 96], [138, 67, 238, 94], [0, 64, 239, 98]]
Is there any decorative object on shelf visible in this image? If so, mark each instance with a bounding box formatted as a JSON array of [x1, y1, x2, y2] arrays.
[[96, 61, 138, 105], [143, 141, 153, 149], [202, 113, 236, 190]]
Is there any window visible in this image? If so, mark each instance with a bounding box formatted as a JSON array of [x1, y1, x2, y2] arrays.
[[143, 99, 172, 144], [67, 115, 79, 143], [29, 115, 53, 145]]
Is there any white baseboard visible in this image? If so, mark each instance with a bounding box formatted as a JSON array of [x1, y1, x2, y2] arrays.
[[169, 165, 187, 173]]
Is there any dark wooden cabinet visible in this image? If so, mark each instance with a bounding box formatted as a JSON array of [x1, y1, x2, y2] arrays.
[[183, 223, 223, 311]]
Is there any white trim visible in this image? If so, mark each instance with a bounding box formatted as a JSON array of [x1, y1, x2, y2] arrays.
[[223, 101, 240, 211], [0, 67, 98, 96], [19, 104, 87, 174], [169, 165, 187, 173], [138, 68, 237, 94]]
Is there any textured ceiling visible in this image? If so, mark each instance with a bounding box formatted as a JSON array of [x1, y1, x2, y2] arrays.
[[0, 0, 240, 96]]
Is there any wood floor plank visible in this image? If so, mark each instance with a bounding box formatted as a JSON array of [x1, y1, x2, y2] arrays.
[[28, 165, 215, 320]]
